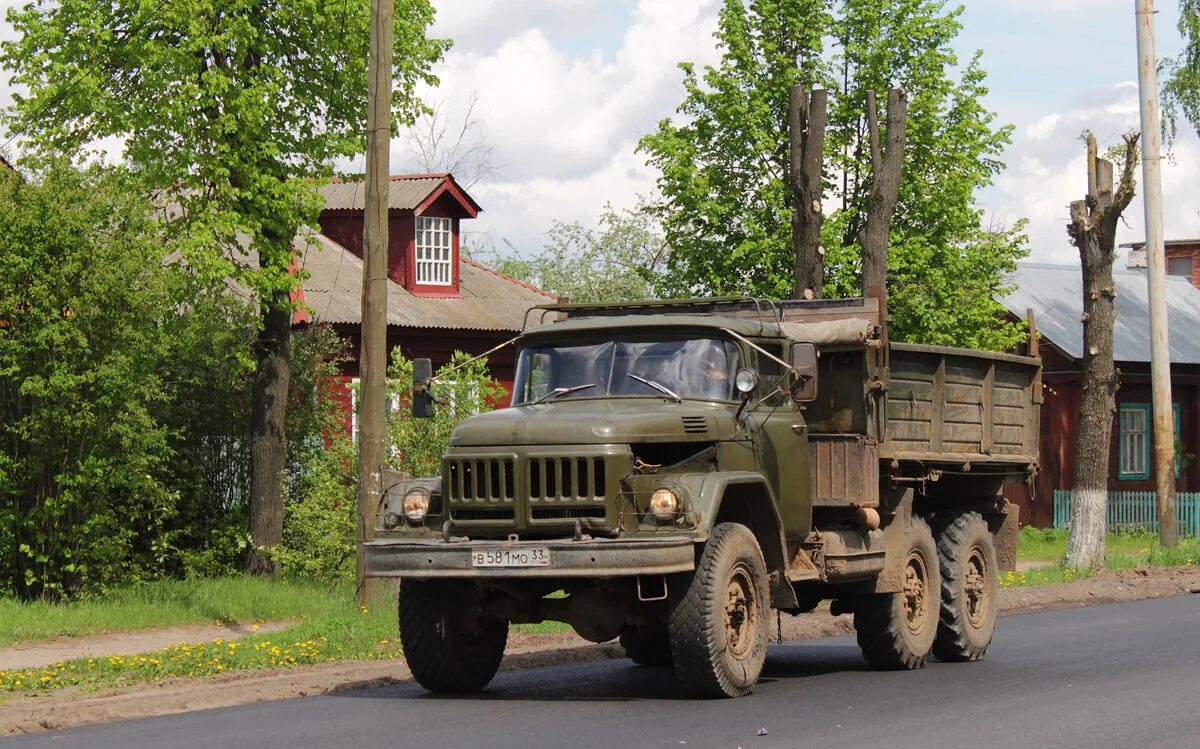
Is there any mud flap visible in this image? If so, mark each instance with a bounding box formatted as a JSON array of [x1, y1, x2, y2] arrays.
[[990, 499, 1020, 572]]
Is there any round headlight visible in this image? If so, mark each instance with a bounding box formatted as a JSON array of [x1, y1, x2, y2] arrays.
[[649, 487, 678, 520], [734, 368, 760, 394], [403, 489, 431, 523]]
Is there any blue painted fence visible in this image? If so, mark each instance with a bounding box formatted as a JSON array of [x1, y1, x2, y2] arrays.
[[1052, 490, 1200, 537]]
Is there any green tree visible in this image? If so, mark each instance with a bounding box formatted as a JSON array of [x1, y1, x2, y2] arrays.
[[1164, 0, 1200, 143], [386, 351, 508, 479], [492, 201, 670, 304], [0, 161, 198, 598], [1, 0, 450, 573], [639, 0, 1028, 351]]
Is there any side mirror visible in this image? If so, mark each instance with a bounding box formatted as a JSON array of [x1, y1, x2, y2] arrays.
[[790, 343, 818, 402], [412, 358, 434, 419]]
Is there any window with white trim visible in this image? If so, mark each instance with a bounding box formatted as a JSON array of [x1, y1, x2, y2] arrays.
[[415, 215, 453, 285], [1118, 403, 1149, 479]]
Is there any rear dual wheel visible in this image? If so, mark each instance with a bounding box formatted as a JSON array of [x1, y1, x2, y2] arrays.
[[933, 512, 998, 662], [854, 516, 941, 669]]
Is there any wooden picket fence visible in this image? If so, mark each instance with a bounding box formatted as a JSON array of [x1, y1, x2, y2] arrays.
[[1052, 490, 1200, 537]]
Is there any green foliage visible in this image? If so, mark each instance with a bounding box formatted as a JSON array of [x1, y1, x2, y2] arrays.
[[639, 0, 1028, 351], [386, 350, 508, 478], [274, 437, 357, 582], [1, 0, 450, 303], [0, 162, 204, 598], [490, 200, 670, 304], [1163, 0, 1200, 144]]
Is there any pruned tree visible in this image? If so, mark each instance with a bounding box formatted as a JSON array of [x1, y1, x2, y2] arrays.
[[790, 86, 829, 299], [861, 88, 908, 319], [1064, 132, 1140, 570]]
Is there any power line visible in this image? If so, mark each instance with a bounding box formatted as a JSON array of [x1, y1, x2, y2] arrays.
[[1, 0, 172, 154]]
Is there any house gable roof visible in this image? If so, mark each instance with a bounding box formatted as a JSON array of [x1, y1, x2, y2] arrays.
[[999, 262, 1200, 365], [317, 173, 481, 216], [296, 233, 556, 332]]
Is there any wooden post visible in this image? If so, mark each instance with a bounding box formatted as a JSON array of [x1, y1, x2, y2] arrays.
[[1135, 0, 1177, 546], [861, 88, 908, 339], [789, 85, 828, 300], [357, 0, 393, 607]]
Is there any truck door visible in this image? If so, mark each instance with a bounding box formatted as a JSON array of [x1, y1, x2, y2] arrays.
[[745, 342, 812, 541]]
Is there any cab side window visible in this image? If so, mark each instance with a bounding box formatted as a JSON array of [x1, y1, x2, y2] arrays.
[[755, 344, 789, 409]]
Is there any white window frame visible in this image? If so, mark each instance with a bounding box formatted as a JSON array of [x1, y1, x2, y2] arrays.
[[415, 215, 453, 286]]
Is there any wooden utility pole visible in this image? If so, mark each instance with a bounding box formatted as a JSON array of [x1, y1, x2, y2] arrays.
[[1065, 133, 1140, 570], [789, 85, 828, 299], [357, 0, 393, 605], [1135, 0, 1177, 546], [861, 88, 908, 337]]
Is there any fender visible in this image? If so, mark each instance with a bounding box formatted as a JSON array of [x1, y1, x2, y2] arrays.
[[658, 471, 799, 610]]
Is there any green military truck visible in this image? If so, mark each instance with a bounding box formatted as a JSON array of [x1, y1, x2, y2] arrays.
[[365, 297, 1040, 698]]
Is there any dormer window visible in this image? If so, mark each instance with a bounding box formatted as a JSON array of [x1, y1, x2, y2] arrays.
[[415, 215, 453, 285]]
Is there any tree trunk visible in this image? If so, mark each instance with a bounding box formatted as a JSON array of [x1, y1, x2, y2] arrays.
[[246, 290, 291, 575], [1064, 133, 1140, 570], [861, 88, 907, 324], [789, 85, 828, 299]]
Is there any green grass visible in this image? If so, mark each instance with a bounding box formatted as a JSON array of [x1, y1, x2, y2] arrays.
[[1017, 526, 1200, 568], [0, 577, 349, 648], [1008, 527, 1200, 589], [0, 576, 570, 695]]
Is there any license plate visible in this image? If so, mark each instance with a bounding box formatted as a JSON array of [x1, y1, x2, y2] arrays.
[[472, 548, 551, 568]]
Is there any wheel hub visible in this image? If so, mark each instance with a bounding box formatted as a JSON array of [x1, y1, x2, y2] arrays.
[[902, 551, 929, 635], [725, 564, 758, 659], [964, 546, 988, 628]]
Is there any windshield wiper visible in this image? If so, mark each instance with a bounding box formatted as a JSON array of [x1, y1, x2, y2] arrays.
[[528, 383, 596, 405], [626, 373, 682, 403]]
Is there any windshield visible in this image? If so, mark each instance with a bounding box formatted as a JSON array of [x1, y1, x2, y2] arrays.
[[512, 337, 742, 405]]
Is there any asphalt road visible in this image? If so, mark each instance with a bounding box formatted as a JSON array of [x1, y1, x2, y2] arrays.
[[5, 595, 1200, 749]]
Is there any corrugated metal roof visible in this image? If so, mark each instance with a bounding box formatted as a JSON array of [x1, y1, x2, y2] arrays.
[[999, 262, 1200, 364], [296, 233, 556, 332], [317, 174, 481, 214]]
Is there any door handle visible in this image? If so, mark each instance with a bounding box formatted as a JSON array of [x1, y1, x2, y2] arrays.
[[791, 423, 807, 434]]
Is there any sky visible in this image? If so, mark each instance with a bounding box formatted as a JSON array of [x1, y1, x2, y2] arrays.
[[2, 0, 1198, 268]]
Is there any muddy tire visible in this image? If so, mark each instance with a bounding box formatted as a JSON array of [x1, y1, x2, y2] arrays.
[[933, 512, 998, 662], [399, 580, 508, 693], [668, 522, 770, 698], [619, 626, 673, 666], [854, 516, 940, 670]]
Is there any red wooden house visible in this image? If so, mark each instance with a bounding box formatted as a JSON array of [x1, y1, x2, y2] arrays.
[[294, 174, 557, 429], [999, 261, 1200, 527]]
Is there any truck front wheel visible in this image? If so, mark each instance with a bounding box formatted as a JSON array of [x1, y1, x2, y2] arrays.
[[668, 522, 770, 698], [399, 580, 508, 693], [854, 516, 940, 670], [932, 512, 998, 662]]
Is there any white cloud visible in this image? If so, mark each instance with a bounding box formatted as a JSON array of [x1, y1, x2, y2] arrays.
[[985, 80, 1200, 267], [1026, 114, 1061, 141], [403, 0, 722, 251]]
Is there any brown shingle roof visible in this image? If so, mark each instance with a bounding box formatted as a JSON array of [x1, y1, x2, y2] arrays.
[[318, 173, 481, 215], [296, 233, 556, 332]]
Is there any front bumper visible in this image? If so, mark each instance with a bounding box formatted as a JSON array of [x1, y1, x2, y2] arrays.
[[363, 535, 697, 579]]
